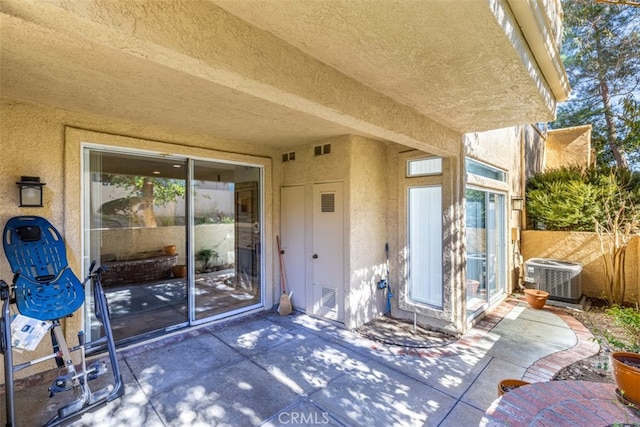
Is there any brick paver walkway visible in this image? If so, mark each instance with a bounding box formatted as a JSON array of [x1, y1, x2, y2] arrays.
[[483, 380, 640, 426]]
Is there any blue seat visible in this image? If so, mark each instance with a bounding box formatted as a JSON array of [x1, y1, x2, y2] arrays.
[[3, 216, 84, 320]]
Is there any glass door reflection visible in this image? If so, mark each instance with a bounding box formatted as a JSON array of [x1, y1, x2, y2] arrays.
[[86, 150, 188, 342], [192, 161, 262, 320]]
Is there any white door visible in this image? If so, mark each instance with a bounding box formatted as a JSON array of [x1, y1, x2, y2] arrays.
[[280, 186, 306, 310], [312, 182, 344, 321]]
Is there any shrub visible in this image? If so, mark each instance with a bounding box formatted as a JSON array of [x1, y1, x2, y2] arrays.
[[527, 180, 600, 230], [526, 166, 640, 232], [602, 306, 640, 353]]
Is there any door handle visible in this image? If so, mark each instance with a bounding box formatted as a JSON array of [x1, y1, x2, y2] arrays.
[[312, 254, 318, 259]]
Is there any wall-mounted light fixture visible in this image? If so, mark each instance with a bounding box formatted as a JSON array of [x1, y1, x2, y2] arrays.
[[16, 176, 46, 207], [511, 197, 524, 211]]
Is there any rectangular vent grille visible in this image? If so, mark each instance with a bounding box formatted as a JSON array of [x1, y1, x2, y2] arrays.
[[321, 193, 335, 212], [282, 152, 295, 162], [321, 287, 336, 309], [314, 144, 331, 156]]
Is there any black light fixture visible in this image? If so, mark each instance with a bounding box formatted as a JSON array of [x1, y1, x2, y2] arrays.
[[16, 176, 46, 207]]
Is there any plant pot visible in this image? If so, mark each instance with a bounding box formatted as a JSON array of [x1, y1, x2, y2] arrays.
[[466, 279, 480, 297], [498, 379, 530, 397], [524, 289, 549, 309], [611, 351, 640, 406], [164, 245, 177, 256], [172, 264, 187, 278]]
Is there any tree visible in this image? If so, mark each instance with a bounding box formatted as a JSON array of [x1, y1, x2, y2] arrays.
[[102, 175, 186, 227], [554, 1, 640, 169], [594, 170, 640, 305]]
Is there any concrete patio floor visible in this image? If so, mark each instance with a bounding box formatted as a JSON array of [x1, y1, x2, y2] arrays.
[[1, 298, 598, 426]]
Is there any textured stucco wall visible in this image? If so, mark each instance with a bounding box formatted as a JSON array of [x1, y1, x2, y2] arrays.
[[0, 99, 69, 379], [464, 126, 523, 194], [545, 125, 592, 169], [347, 136, 389, 328], [522, 230, 639, 303], [0, 97, 275, 379], [524, 125, 546, 180], [1, 0, 462, 154]]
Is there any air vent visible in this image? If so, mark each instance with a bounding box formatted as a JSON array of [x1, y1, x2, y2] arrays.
[[282, 152, 295, 162], [321, 193, 335, 212], [321, 287, 336, 309], [314, 144, 331, 156]]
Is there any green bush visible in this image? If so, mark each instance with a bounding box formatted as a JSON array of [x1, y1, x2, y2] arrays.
[[526, 166, 640, 232], [527, 180, 600, 230]]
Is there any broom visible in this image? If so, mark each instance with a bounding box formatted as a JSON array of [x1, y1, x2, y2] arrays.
[[276, 236, 292, 316]]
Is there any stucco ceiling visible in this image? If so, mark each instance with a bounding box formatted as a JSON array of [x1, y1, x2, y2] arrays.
[[0, 0, 562, 149], [0, 9, 358, 148], [211, 0, 555, 132]]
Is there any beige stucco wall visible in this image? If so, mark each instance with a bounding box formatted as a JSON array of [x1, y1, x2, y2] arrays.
[[545, 125, 592, 169], [348, 136, 389, 328], [0, 97, 275, 379], [279, 134, 394, 329], [523, 125, 547, 180], [522, 230, 639, 303]]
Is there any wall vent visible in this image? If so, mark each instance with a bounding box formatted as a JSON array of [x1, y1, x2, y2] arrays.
[[282, 152, 296, 162], [314, 144, 331, 156], [321, 286, 336, 309], [321, 193, 335, 213]]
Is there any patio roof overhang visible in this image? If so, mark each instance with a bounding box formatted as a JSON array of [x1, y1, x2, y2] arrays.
[[0, 0, 569, 154]]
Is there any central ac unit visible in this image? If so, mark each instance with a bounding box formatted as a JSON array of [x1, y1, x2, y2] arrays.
[[524, 258, 583, 303]]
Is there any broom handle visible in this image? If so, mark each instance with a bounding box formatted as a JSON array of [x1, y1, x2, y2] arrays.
[[277, 236, 287, 294]]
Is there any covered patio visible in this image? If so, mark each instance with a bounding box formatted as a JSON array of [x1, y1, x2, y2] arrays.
[[3, 298, 626, 426]]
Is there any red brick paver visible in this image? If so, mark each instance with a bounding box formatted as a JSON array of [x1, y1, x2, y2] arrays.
[[483, 381, 640, 426]]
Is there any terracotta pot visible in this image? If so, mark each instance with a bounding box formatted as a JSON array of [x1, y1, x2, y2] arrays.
[[172, 265, 187, 278], [164, 245, 177, 256], [524, 289, 549, 309], [611, 351, 640, 406], [498, 379, 530, 396]]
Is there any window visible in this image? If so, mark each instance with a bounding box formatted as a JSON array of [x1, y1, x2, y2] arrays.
[[466, 158, 506, 182], [407, 185, 443, 307], [407, 157, 442, 177]]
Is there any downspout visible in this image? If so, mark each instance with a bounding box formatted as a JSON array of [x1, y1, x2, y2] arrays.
[[516, 126, 528, 290]]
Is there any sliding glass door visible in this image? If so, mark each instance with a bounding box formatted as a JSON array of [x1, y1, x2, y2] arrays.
[[192, 160, 262, 320], [465, 188, 506, 316], [84, 148, 262, 343]]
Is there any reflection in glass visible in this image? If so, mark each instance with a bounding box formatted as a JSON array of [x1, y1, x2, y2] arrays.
[[465, 189, 506, 317], [85, 151, 188, 342], [84, 150, 263, 343], [193, 161, 261, 320]]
